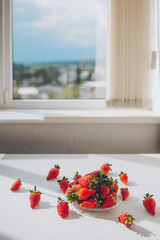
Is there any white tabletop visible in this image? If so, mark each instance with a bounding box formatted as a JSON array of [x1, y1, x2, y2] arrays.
[[0, 154, 160, 240]]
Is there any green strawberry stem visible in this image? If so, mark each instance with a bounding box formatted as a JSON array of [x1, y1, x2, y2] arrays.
[[119, 171, 127, 176], [143, 193, 153, 199], [54, 164, 60, 169], [57, 176, 69, 183], [73, 172, 80, 179], [58, 197, 68, 203], [29, 186, 42, 195], [17, 179, 22, 184], [124, 215, 135, 226]]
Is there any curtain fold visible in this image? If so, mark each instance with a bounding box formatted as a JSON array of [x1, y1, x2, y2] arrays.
[[106, 0, 158, 108]]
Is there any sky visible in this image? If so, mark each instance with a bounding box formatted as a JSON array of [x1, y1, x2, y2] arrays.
[[12, 0, 107, 64]]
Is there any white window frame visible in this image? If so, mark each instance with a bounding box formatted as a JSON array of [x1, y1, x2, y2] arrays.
[[0, 0, 107, 110]]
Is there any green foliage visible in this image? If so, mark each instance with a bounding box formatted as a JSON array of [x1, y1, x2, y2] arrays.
[[62, 85, 79, 99], [13, 86, 21, 99]]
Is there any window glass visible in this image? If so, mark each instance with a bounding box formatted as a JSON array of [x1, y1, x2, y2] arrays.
[[12, 0, 106, 99]]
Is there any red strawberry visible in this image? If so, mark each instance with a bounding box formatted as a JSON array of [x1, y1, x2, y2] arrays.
[[71, 184, 82, 191], [10, 179, 21, 191], [78, 175, 92, 188], [57, 177, 69, 193], [121, 188, 129, 201], [66, 188, 75, 196], [100, 185, 110, 199], [101, 163, 112, 174], [119, 171, 128, 185], [110, 190, 117, 201], [29, 186, 42, 209], [78, 188, 96, 200], [57, 198, 69, 218], [46, 165, 60, 180], [118, 213, 135, 227], [73, 172, 82, 181], [143, 193, 156, 215], [80, 198, 96, 209], [101, 194, 115, 209], [85, 170, 100, 178], [112, 180, 119, 192], [69, 179, 79, 188]]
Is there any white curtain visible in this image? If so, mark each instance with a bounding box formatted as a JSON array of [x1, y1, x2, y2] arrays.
[[106, 0, 159, 109]]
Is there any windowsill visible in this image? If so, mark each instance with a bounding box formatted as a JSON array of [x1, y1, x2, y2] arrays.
[[1, 109, 160, 124]]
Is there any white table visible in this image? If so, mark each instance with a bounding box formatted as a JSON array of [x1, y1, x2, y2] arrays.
[[0, 154, 160, 240]]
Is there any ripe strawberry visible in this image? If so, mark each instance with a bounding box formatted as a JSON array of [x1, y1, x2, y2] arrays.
[[80, 198, 96, 209], [10, 179, 21, 191], [85, 170, 100, 178], [73, 172, 82, 181], [57, 198, 69, 218], [78, 188, 96, 200], [78, 175, 92, 188], [143, 193, 156, 215], [66, 188, 75, 196], [29, 186, 42, 209], [46, 165, 60, 180], [57, 177, 69, 193], [68, 179, 79, 188], [110, 190, 117, 201], [101, 194, 115, 209], [121, 188, 129, 201], [71, 184, 82, 191], [101, 163, 112, 174], [119, 171, 128, 185], [118, 213, 135, 227], [100, 185, 110, 199], [112, 180, 119, 192]]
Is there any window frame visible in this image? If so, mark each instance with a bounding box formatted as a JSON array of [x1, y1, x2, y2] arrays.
[[0, 0, 107, 110]]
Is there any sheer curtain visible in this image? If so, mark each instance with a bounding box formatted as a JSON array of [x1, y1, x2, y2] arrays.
[[106, 0, 159, 109]]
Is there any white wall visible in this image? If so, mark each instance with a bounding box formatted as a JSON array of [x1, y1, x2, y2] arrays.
[[0, 123, 159, 153]]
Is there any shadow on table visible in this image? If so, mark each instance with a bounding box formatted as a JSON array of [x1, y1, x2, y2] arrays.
[[131, 224, 156, 238], [12, 187, 29, 193], [77, 196, 158, 238], [35, 200, 56, 210], [0, 233, 16, 240], [67, 209, 83, 220], [0, 163, 60, 199]]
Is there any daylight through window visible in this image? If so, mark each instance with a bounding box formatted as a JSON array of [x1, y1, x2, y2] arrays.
[[12, 0, 107, 100]]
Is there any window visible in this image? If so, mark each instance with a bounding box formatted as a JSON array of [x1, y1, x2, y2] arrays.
[[0, 0, 159, 110], [12, 0, 107, 101]]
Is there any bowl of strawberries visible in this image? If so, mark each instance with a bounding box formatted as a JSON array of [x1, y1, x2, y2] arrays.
[[66, 168, 122, 211]]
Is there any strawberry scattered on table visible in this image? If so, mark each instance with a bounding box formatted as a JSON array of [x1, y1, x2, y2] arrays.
[[118, 213, 135, 227], [57, 198, 69, 218], [143, 193, 156, 216], [119, 171, 128, 185], [57, 176, 69, 193], [29, 186, 41, 209], [46, 165, 60, 180], [120, 188, 129, 201], [10, 179, 22, 191]]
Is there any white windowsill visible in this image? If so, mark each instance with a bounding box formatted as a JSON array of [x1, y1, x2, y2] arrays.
[[1, 109, 160, 124]]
